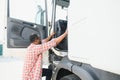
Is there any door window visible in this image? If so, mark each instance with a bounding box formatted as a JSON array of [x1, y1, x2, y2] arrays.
[[9, 0, 46, 25]]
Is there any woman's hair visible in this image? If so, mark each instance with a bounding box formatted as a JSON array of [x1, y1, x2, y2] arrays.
[[29, 34, 39, 43]]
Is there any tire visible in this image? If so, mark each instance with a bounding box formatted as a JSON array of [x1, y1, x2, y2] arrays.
[[60, 74, 81, 80]]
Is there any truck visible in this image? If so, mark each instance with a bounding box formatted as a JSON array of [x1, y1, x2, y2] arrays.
[[1, 0, 120, 80]]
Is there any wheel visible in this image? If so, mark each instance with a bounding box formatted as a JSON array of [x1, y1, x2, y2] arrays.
[[60, 74, 81, 80]]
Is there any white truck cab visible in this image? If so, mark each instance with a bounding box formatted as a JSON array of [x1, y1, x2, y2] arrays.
[[49, 0, 120, 80]]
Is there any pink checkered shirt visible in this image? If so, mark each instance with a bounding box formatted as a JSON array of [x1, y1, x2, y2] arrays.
[[23, 39, 56, 80]]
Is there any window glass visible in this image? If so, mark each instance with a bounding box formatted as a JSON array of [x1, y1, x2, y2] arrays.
[[10, 0, 46, 25]]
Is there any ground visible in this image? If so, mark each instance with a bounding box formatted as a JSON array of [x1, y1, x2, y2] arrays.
[[0, 56, 47, 80]]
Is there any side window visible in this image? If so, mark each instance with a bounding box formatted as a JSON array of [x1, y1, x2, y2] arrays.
[[9, 0, 46, 26]]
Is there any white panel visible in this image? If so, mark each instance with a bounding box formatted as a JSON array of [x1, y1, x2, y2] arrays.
[[68, 0, 120, 74]]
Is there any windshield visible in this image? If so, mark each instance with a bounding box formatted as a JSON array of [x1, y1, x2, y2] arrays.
[[9, 0, 46, 25]]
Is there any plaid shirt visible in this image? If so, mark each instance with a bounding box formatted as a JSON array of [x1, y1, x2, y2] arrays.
[[23, 39, 56, 80]]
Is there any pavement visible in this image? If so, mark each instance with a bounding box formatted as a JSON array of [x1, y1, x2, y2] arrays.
[[0, 56, 46, 80]]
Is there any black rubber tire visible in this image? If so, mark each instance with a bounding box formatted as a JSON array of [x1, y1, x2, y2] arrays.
[[60, 74, 81, 80]]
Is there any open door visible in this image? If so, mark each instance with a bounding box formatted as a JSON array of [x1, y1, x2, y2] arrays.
[[7, 18, 47, 48], [7, 0, 48, 48]]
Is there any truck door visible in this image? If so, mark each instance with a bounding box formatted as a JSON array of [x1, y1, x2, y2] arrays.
[[7, 0, 48, 48]]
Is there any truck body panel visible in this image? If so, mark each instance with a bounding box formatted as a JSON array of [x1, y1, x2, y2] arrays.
[[68, 0, 120, 75]]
